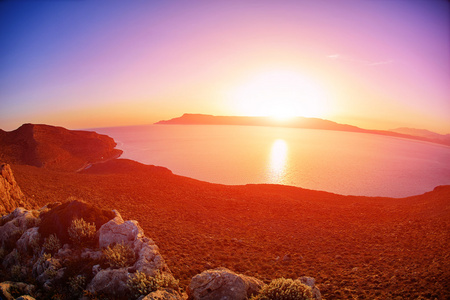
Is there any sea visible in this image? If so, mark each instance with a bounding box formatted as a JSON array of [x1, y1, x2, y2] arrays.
[[93, 124, 450, 198]]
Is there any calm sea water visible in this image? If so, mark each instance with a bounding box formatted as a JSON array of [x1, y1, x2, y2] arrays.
[[94, 124, 450, 197]]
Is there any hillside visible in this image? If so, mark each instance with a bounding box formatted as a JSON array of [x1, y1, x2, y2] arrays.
[[0, 123, 122, 172], [1, 124, 449, 299], [156, 114, 450, 146]]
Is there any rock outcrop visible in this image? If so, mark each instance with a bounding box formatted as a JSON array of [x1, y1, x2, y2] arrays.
[[1, 200, 322, 300], [299, 276, 322, 300], [38, 199, 115, 244], [0, 124, 122, 172], [188, 267, 265, 300], [0, 164, 28, 215], [0, 200, 179, 300]]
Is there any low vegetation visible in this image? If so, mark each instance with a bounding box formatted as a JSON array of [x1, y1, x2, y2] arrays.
[[102, 242, 136, 268], [127, 270, 179, 299], [251, 278, 313, 300], [8, 162, 450, 299], [43, 233, 61, 253], [67, 218, 96, 247]]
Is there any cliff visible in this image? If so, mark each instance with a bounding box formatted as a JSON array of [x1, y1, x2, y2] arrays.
[[0, 164, 30, 215], [0, 124, 122, 172]]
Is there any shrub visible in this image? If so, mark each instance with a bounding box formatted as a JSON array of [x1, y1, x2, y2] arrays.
[[68, 275, 86, 295], [127, 270, 179, 299], [154, 271, 179, 291], [102, 242, 136, 268], [251, 278, 313, 300], [37, 252, 52, 265], [44, 267, 58, 279], [43, 234, 61, 253], [68, 218, 96, 247]]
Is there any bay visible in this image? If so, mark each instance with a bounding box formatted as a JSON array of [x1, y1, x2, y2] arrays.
[[94, 124, 450, 198]]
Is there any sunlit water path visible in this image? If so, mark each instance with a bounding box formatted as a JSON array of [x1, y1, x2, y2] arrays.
[[95, 125, 450, 197]]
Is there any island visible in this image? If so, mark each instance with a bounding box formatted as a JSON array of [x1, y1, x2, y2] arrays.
[[156, 113, 450, 146]]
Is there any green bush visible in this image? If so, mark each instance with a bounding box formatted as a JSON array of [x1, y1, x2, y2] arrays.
[[127, 270, 179, 299], [251, 278, 313, 300], [102, 242, 136, 268], [68, 218, 96, 247]]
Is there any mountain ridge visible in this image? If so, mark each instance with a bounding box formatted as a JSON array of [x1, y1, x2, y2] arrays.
[[156, 114, 450, 146]]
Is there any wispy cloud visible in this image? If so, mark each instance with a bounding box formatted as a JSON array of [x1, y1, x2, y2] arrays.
[[327, 53, 394, 67]]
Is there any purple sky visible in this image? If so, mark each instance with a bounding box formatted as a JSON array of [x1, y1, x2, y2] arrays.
[[1, 0, 449, 133]]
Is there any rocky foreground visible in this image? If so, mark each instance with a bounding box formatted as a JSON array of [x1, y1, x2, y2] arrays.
[[1, 124, 449, 299], [0, 195, 321, 299]]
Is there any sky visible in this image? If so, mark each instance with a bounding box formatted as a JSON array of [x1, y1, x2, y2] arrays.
[[1, 0, 449, 133]]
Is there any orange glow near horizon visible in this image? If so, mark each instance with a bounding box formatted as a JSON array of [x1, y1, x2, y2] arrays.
[[228, 70, 330, 120]]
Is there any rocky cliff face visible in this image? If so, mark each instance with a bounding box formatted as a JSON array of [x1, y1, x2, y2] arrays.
[[0, 164, 28, 215], [0, 124, 122, 172]]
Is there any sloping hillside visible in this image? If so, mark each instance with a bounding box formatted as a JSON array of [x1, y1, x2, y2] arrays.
[[0, 124, 122, 172], [11, 160, 450, 299]]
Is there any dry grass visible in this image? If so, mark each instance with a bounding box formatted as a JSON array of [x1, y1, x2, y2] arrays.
[[11, 161, 450, 299]]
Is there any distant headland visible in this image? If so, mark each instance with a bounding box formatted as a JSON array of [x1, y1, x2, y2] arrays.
[[156, 113, 450, 146]]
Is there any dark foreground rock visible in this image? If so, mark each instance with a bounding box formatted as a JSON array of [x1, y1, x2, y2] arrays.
[[188, 267, 265, 300]]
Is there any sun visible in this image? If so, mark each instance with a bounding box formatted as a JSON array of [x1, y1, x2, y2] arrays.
[[229, 69, 329, 120]]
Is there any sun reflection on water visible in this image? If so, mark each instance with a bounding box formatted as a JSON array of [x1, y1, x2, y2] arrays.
[[268, 139, 288, 183]]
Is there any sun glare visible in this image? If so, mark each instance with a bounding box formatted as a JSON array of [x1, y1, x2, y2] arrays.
[[230, 70, 329, 120], [268, 139, 288, 183]]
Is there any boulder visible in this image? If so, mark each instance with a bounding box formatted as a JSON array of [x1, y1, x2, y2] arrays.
[[188, 267, 264, 300], [0, 282, 35, 300], [0, 207, 40, 252], [15, 296, 36, 300], [133, 237, 167, 275], [16, 227, 39, 254], [142, 288, 183, 300], [0, 164, 28, 215], [86, 268, 130, 299], [0, 221, 21, 250], [81, 248, 102, 261], [299, 276, 322, 300], [38, 199, 115, 244], [99, 211, 173, 279], [2, 249, 20, 268], [98, 210, 144, 248]]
